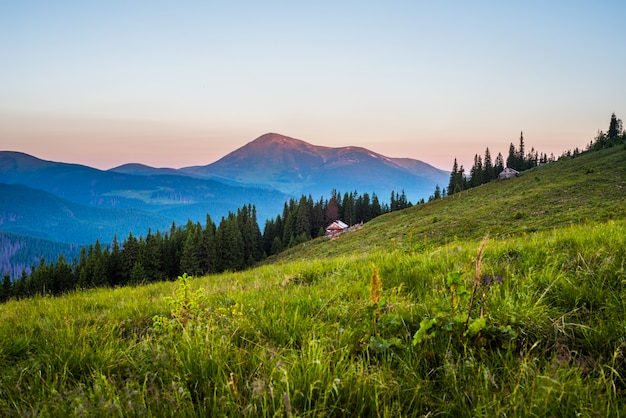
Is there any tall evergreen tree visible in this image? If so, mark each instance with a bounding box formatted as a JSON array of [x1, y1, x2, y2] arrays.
[[310, 197, 325, 238], [180, 221, 203, 276], [469, 154, 484, 188], [216, 214, 245, 272], [342, 192, 355, 225], [494, 152, 505, 175], [295, 196, 311, 238], [1, 273, 12, 302], [506, 143, 518, 170], [201, 214, 217, 274], [371, 193, 382, 218], [608, 112, 621, 139], [107, 235, 124, 287], [448, 158, 459, 195], [88, 240, 107, 287], [52, 254, 73, 294], [518, 132, 525, 168], [434, 185, 441, 199], [484, 148, 494, 181], [141, 230, 164, 282], [1, 273, 11, 301]]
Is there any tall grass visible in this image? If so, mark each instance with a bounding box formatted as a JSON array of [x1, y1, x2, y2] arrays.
[[1, 220, 625, 416]]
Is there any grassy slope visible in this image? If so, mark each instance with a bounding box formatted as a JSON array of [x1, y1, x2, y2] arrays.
[[275, 145, 626, 261], [1, 146, 625, 417]]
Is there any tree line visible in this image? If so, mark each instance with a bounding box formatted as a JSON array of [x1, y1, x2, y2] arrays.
[[587, 112, 625, 151], [446, 112, 625, 197], [447, 131, 554, 195], [1, 190, 411, 302]]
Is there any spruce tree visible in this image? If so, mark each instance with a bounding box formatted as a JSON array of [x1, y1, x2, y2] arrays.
[[506, 143, 517, 170], [608, 112, 620, 139], [1, 273, 12, 302], [371, 193, 382, 218], [448, 158, 459, 195], [202, 214, 217, 274], [484, 148, 494, 182], [469, 154, 484, 187], [494, 153, 505, 175], [180, 223, 202, 276], [518, 132, 525, 169]]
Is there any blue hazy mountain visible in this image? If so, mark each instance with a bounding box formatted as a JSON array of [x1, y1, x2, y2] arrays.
[[108, 133, 449, 202]]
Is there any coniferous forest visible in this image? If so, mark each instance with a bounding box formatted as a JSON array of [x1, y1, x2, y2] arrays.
[[1, 190, 411, 302]]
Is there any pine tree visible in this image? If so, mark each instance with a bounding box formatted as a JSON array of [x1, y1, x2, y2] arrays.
[[390, 191, 398, 211], [295, 196, 311, 239], [469, 154, 484, 187], [506, 143, 518, 170], [180, 222, 202, 276], [263, 216, 281, 256], [484, 148, 494, 182], [121, 232, 139, 282], [342, 192, 355, 225], [608, 112, 621, 139], [107, 235, 124, 286], [518, 132, 525, 169], [448, 158, 459, 195], [494, 153, 505, 175], [270, 236, 283, 255], [216, 214, 245, 272], [371, 193, 382, 218], [310, 197, 326, 238], [433, 185, 441, 199], [282, 209, 296, 248], [398, 190, 410, 209], [129, 261, 147, 285], [202, 214, 217, 274], [53, 254, 73, 294], [90, 240, 107, 287], [141, 230, 164, 282], [1, 273, 12, 302]]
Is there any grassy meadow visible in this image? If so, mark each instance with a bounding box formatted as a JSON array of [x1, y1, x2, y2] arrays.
[[1, 146, 625, 416]]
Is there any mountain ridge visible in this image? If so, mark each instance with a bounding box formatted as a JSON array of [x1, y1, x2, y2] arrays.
[[180, 133, 449, 199]]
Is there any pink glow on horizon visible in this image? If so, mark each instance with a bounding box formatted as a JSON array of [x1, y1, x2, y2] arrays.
[[1, 2, 623, 173], [1, 111, 597, 173]]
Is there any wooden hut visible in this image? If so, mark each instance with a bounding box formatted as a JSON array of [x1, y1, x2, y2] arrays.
[[498, 167, 520, 180], [325, 220, 349, 237]]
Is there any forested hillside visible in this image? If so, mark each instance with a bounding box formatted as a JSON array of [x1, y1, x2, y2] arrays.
[[0, 232, 81, 279], [1, 190, 408, 300]]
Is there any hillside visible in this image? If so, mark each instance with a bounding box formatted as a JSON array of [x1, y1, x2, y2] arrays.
[[0, 183, 174, 244], [1, 146, 625, 416], [0, 150, 288, 217], [274, 145, 626, 261], [0, 231, 81, 278]]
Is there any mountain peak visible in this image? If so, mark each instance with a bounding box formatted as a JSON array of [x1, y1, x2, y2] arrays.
[[250, 133, 313, 149], [180, 133, 449, 200], [254, 132, 296, 143]]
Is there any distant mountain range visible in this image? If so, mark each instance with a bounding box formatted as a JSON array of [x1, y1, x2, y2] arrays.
[[205, 133, 449, 198], [112, 133, 449, 200], [0, 132, 448, 276]]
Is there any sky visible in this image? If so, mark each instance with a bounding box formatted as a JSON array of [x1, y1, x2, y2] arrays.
[[1, 1, 625, 171]]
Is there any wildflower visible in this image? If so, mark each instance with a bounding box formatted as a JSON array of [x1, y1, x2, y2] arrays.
[[481, 274, 503, 286]]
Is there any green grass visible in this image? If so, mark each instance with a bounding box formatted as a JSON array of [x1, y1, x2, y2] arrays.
[[1, 146, 626, 416], [273, 146, 626, 262]]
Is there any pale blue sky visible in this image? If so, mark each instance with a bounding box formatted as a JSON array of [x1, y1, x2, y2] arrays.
[[1, 1, 625, 170]]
